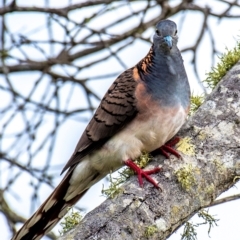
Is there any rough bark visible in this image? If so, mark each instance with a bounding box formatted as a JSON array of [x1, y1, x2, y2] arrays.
[[59, 61, 240, 240]]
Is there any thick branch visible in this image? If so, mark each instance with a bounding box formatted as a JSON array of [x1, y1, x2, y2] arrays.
[[59, 61, 240, 239]]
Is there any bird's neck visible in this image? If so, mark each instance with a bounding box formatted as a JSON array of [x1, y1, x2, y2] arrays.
[[136, 44, 190, 108], [137, 44, 179, 73]]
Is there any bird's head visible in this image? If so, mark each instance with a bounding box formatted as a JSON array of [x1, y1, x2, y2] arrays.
[[153, 19, 178, 51]]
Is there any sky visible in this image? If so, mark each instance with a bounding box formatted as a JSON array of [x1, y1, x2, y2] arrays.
[[1, 0, 240, 239]]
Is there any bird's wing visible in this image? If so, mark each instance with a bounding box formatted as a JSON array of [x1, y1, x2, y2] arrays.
[[62, 67, 139, 172]]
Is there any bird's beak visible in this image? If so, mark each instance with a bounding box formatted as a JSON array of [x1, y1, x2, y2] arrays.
[[164, 36, 172, 49]]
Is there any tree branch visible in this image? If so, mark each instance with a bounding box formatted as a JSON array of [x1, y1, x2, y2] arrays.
[[59, 61, 240, 239], [207, 193, 240, 208], [0, 0, 117, 16]]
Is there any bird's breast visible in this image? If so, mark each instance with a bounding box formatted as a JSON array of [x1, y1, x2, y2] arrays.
[[89, 102, 187, 173], [124, 103, 187, 153]]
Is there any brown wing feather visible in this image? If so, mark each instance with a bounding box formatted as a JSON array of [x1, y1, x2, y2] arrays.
[[62, 67, 139, 173]]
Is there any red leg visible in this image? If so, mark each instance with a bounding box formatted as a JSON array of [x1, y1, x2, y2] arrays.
[[159, 136, 181, 158], [124, 159, 161, 188]]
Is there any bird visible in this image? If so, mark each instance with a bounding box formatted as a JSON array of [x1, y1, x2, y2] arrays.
[[12, 19, 190, 240]]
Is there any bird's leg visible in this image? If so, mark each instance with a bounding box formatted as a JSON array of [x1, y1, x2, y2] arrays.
[[124, 159, 161, 188], [159, 136, 181, 158]]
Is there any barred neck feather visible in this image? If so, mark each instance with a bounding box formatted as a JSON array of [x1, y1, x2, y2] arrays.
[[137, 44, 190, 109]]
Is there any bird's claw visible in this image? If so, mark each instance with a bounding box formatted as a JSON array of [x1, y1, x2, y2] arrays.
[[159, 136, 181, 158], [124, 159, 161, 189]]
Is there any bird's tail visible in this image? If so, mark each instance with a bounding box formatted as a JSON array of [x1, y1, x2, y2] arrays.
[[12, 160, 101, 240]]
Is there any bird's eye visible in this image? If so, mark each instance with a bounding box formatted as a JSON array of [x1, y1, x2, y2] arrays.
[[175, 30, 178, 35], [155, 29, 160, 36]]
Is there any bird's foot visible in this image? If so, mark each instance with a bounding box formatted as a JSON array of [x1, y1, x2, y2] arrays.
[[124, 159, 161, 188], [160, 136, 181, 158]]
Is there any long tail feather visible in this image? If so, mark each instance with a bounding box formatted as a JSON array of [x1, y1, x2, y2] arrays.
[[12, 161, 100, 240]]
